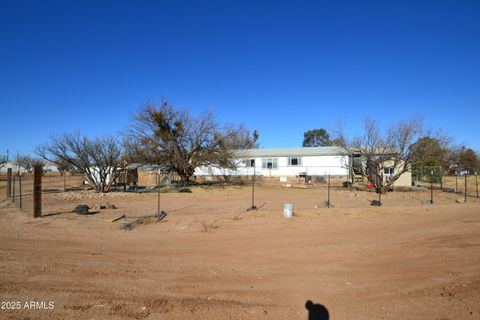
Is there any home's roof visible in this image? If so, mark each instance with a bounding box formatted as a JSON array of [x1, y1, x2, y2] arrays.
[[235, 146, 347, 158], [127, 163, 145, 170], [136, 164, 167, 172]]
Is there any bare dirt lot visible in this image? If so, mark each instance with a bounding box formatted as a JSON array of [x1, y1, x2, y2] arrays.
[[1, 185, 479, 320]]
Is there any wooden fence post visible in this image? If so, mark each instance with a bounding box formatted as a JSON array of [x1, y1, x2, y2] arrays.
[[33, 165, 42, 218], [6, 168, 12, 198]]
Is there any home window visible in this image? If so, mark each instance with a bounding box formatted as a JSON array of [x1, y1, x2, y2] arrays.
[[245, 159, 255, 167], [288, 157, 302, 166], [384, 167, 394, 175], [262, 158, 278, 169]]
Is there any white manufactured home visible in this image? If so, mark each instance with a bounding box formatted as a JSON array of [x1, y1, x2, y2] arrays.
[[195, 146, 413, 187], [195, 146, 350, 178]]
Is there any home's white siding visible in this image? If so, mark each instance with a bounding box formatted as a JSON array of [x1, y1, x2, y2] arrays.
[[195, 155, 349, 177]]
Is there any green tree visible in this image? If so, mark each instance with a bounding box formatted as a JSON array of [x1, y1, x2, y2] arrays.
[[458, 148, 478, 171], [302, 128, 333, 147], [410, 137, 445, 168]]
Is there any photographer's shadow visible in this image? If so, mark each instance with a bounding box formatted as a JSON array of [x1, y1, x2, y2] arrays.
[[305, 300, 329, 320]]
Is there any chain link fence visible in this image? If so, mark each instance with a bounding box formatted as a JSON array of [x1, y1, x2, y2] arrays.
[[413, 166, 479, 198], [4, 164, 479, 217]]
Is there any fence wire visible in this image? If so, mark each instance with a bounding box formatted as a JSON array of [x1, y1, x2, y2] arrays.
[[413, 167, 479, 198], [4, 170, 85, 216], [3, 165, 479, 217]]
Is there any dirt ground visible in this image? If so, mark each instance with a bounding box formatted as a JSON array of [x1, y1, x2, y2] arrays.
[[1, 185, 479, 320]]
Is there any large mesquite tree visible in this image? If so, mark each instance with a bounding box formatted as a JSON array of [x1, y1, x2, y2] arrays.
[[125, 101, 257, 185]]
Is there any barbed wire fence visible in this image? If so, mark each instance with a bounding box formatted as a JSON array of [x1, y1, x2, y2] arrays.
[[4, 166, 85, 217], [5, 167, 38, 216]]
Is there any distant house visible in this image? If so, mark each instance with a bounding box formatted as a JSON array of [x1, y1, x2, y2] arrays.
[[0, 161, 27, 174], [0, 161, 58, 174], [43, 161, 59, 172]]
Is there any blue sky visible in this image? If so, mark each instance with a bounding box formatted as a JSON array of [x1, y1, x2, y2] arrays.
[[1, 0, 479, 156]]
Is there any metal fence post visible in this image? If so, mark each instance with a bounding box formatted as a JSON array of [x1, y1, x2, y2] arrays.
[[464, 173, 467, 203], [440, 170, 443, 191], [327, 173, 331, 208], [430, 170, 434, 204], [247, 165, 257, 211], [6, 168, 12, 198], [19, 174, 22, 210], [12, 174, 16, 203], [33, 165, 42, 218], [156, 168, 161, 214], [476, 172, 479, 198], [455, 172, 458, 193]]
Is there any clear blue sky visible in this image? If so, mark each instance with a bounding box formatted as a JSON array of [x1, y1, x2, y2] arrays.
[[1, 0, 479, 157]]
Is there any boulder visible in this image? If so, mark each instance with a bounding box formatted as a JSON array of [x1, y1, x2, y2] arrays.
[[73, 204, 90, 215]]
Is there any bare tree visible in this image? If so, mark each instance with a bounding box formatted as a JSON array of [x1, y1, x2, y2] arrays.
[[53, 157, 77, 176], [337, 117, 423, 201], [126, 101, 258, 185], [15, 154, 44, 173], [36, 132, 123, 192]]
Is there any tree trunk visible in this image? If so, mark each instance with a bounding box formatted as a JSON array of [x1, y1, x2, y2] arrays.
[[176, 167, 195, 185]]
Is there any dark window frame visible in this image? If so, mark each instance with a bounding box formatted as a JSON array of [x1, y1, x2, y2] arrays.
[[288, 156, 302, 166]]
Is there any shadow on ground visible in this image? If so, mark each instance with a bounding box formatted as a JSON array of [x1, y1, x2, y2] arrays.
[[305, 300, 329, 320]]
